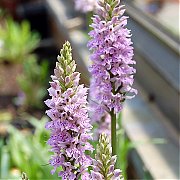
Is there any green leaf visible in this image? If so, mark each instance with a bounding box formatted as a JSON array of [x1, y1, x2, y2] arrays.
[[0, 110, 12, 122], [0, 146, 10, 178]]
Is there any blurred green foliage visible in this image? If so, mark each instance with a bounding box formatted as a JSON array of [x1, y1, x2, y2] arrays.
[[16, 56, 49, 110], [0, 18, 40, 63], [0, 116, 59, 179]]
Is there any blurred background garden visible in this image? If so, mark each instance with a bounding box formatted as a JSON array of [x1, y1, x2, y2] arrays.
[[0, 0, 179, 179]]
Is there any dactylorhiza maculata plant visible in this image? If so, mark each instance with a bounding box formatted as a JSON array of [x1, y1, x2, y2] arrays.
[[45, 41, 93, 179], [91, 133, 123, 180], [74, 0, 98, 13], [88, 0, 137, 155]]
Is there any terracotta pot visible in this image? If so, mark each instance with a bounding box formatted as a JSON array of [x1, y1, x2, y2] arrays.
[[0, 62, 22, 95]]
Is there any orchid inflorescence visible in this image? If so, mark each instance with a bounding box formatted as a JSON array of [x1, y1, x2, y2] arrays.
[[88, 0, 137, 118], [45, 42, 93, 179], [45, 0, 137, 179], [91, 133, 123, 180], [74, 0, 98, 13]]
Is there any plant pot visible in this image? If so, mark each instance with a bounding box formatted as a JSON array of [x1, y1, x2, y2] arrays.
[[0, 62, 22, 96]]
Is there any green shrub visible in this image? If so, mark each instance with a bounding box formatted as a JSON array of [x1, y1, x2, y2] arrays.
[[0, 116, 59, 179], [0, 18, 40, 64], [16, 56, 49, 110]]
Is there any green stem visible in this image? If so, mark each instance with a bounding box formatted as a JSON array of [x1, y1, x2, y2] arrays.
[[111, 111, 116, 157], [116, 112, 122, 169]]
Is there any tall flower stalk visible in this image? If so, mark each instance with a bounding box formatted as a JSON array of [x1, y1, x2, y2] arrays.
[[74, 0, 98, 13], [91, 133, 123, 179], [45, 41, 93, 179], [88, 0, 137, 159]]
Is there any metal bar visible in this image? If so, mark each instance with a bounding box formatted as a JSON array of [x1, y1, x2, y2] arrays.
[[124, 1, 179, 130], [45, 0, 90, 85], [124, 1, 179, 54]]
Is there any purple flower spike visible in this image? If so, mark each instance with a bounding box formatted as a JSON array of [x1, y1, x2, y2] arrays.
[[45, 41, 93, 180], [74, 0, 98, 13], [88, 0, 137, 118]]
